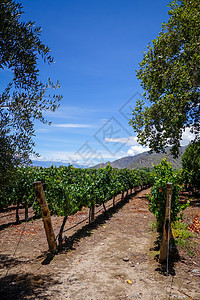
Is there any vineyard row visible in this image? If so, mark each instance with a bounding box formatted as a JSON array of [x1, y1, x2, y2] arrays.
[[0, 165, 152, 224]]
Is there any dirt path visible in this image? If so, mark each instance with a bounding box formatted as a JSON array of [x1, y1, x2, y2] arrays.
[[0, 189, 200, 299]]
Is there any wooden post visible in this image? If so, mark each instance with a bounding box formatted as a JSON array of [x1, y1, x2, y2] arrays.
[[89, 204, 95, 223], [33, 181, 57, 253], [159, 182, 172, 263]]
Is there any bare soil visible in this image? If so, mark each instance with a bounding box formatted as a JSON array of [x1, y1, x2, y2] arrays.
[[0, 188, 199, 300]]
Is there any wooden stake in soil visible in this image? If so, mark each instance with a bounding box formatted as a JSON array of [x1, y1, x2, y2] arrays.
[[159, 182, 172, 263], [33, 181, 57, 253]]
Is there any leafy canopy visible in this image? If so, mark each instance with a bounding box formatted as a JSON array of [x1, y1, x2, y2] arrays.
[[0, 0, 62, 188], [147, 159, 188, 231], [129, 0, 200, 157], [181, 139, 200, 190]]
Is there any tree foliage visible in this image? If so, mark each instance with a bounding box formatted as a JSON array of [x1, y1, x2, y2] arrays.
[[0, 0, 62, 189], [130, 0, 200, 157], [181, 139, 200, 190], [147, 159, 188, 231]]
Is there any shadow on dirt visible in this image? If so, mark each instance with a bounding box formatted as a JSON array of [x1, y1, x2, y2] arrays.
[[60, 191, 136, 252], [39, 189, 146, 264], [0, 254, 26, 270], [179, 191, 200, 207], [0, 272, 60, 300], [0, 189, 146, 233], [0, 220, 25, 231], [150, 234, 181, 276], [0, 213, 42, 231], [29, 187, 148, 265]]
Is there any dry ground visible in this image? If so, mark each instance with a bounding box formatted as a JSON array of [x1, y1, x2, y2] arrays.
[[0, 188, 199, 300]]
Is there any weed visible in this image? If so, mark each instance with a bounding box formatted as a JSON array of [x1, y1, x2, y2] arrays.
[[171, 220, 194, 250], [150, 221, 158, 232], [150, 250, 160, 259], [189, 250, 194, 257]]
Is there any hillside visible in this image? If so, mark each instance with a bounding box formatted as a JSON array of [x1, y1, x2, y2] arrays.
[[32, 147, 187, 170], [128, 147, 185, 170], [93, 146, 187, 170]]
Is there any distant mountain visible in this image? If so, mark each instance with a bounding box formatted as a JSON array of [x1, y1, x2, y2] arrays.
[[32, 160, 85, 168], [92, 153, 149, 170], [32, 146, 187, 170], [92, 146, 187, 170], [128, 147, 186, 170], [92, 162, 111, 169]]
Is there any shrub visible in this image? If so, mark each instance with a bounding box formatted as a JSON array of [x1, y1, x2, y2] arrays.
[[147, 159, 189, 231]]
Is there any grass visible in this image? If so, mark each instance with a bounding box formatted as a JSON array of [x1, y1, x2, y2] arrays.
[[171, 220, 194, 250], [150, 219, 195, 258], [149, 220, 158, 232]]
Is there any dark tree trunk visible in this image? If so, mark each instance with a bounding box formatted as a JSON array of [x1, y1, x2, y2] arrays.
[[16, 200, 20, 224], [25, 201, 28, 221], [58, 216, 68, 248]]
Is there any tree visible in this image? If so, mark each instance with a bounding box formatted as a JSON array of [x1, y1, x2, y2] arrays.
[[129, 0, 200, 157], [147, 159, 182, 231], [181, 139, 200, 191], [0, 0, 62, 189]]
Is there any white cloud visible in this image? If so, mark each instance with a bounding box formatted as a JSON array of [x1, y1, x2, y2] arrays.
[[52, 123, 93, 128], [105, 136, 138, 146], [43, 105, 109, 120], [181, 128, 195, 146], [105, 135, 150, 157], [127, 145, 150, 156], [35, 128, 50, 133]]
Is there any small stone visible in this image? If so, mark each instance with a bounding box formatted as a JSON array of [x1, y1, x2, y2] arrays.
[[132, 292, 142, 298], [192, 269, 200, 274], [123, 257, 129, 262]]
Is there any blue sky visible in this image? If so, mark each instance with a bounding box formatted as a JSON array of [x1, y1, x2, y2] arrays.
[[1, 0, 194, 167]]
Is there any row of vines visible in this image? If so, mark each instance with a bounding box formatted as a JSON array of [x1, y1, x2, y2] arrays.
[[0, 165, 152, 223], [1, 159, 196, 250]]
